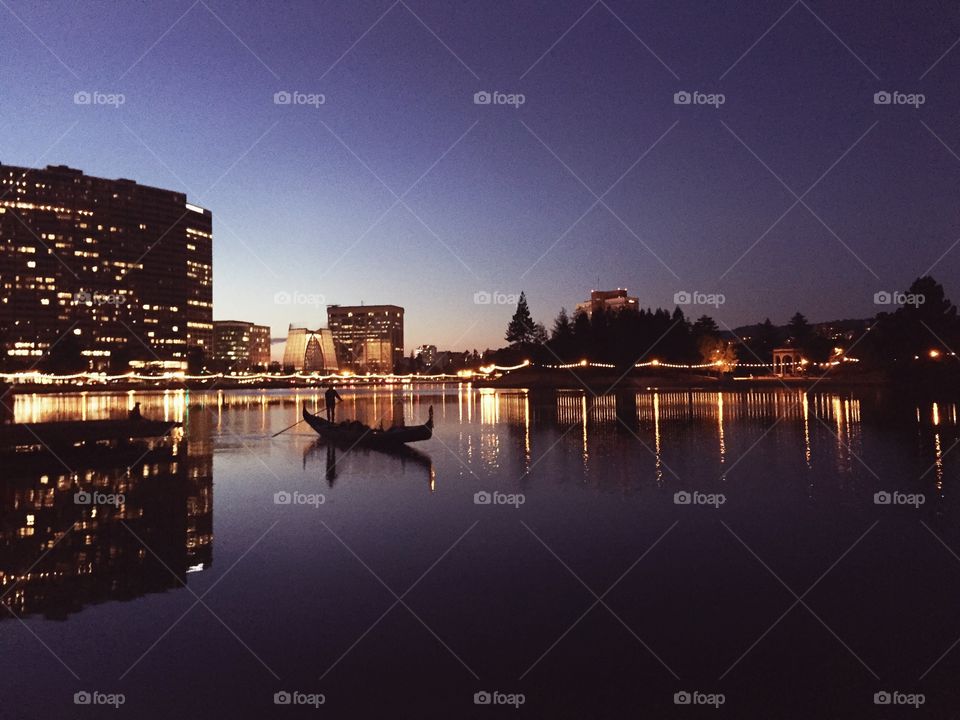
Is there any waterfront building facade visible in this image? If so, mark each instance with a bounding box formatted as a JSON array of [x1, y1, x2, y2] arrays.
[[0, 164, 213, 371], [327, 304, 404, 373], [282, 326, 338, 372], [212, 321, 271, 371]]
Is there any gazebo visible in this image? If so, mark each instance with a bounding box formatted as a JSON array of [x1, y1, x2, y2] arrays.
[[772, 347, 804, 376]]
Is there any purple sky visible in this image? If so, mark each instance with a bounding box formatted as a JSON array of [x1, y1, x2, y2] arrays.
[[2, 0, 959, 352]]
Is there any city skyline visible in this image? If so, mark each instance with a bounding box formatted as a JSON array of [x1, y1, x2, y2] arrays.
[[6, 5, 960, 716], [3, 1, 959, 351]]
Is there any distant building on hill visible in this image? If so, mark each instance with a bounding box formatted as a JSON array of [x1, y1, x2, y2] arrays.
[[575, 289, 638, 318]]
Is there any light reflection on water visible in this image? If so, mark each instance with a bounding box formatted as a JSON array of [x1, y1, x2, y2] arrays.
[[7, 387, 957, 490], [3, 385, 960, 717]]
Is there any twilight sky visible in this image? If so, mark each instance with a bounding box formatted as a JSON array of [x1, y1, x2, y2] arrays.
[[2, 0, 959, 352]]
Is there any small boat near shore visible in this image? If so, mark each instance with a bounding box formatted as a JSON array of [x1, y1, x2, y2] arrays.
[[0, 418, 180, 449], [302, 406, 433, 447]]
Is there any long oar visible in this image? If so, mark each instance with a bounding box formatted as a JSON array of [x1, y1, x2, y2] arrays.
[[272, 418, 306, 437]]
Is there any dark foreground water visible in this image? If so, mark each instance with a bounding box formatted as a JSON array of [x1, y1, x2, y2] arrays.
[[1, 385, 959, 718]]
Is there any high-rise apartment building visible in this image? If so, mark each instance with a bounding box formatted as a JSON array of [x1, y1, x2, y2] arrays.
[[0, 164, 213, 371]]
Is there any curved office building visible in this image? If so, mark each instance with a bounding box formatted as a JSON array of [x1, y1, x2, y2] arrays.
[[282, 326, 338, 372]]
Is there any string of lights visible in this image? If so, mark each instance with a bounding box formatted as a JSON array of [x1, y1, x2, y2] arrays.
[[1, 355, 868, 384]]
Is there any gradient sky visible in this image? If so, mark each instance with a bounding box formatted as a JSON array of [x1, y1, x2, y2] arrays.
[[2, 0, 959, 353]]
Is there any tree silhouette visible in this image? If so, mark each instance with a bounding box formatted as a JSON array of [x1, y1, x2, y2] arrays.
[[867, 276, 960, 364], [551, 308, 573, 341], [549, 308, 575, 359], [692, 315, 719, 337], [531, 322, 548, 345], [505, 291, 534, 345], [787, 312, 812, 346]]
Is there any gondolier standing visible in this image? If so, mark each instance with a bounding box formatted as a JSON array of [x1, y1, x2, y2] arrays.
[[324, 385, 343, 422]]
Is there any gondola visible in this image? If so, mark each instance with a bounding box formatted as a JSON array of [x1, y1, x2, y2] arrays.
[[302, 406, 433, 447]]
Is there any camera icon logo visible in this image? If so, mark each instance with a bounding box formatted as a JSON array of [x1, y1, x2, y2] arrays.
[[273, 291, 292, 305], [474, 491, 492, 505], [673, 91, 691, 105], [674, 491, 691, 505], [674, 691, 692, 704], [474, 91, 492, 105], [74, 91, 92, 105], [74, 490, 92, 505], [274, 691, 292, 705], [873, 691, 891, 705], [474, 691, 492, 705], [873, 91, 892, 105], [74, 691, 92, 705], [873, 491, 891, 505], [274, 491, 292, 505], [274, 91, 292, 105], [673, 290, 691, 305], [473, 290, 492, 305], [873, 290, 891, 305]]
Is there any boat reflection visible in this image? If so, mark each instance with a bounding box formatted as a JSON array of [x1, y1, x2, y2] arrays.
[[0, 434, 212, 621], [302, 440, 436, 491]]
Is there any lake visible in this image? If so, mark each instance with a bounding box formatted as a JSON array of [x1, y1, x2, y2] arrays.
[[1, 385, 958, 718]]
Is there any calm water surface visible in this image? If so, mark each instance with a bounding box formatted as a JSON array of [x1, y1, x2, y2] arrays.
[[2, 385, 960, 718]]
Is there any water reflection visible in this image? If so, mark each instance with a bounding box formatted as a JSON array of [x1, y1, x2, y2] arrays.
[[4, 385, 960, 719], [302, 441, 436, 491], [3, 386, 959, 624], [0, 432, 212, 620], [449, 387, 958, 497]]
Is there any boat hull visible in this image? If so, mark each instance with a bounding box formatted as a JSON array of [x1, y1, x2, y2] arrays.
[[302, 408, 432, 447]]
